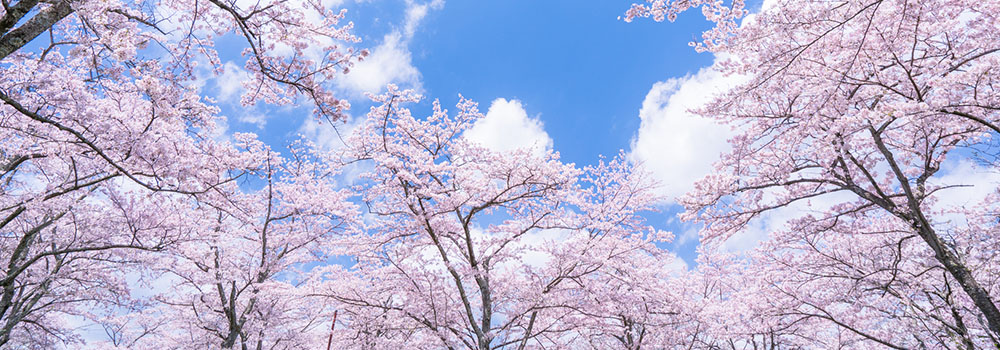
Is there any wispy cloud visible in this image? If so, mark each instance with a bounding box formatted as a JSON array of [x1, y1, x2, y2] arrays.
[[336, 0, 444, 95]]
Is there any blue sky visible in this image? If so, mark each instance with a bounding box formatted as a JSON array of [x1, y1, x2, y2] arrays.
[[207, 0, 753, 266], [405, 1, 713, 161], [345, 0, 715, 163]]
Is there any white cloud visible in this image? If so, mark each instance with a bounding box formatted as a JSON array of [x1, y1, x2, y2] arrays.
[[673, 224, 700, 247], [928, 158, 1000, 231], [335, 0, 442, 95], [403, 0, 444, 38], [629, 0, 791, 254], [931, 159, 1000, 208], [628, 56, 746, 202], [624, 53, 850, 253], [337, 32, 422, 95], [215, 62, 249, 104], [463, 98, 553, 155], [663, 254, 689, 273], [627, 0, 781, 203], [237, 114, 269, 129]]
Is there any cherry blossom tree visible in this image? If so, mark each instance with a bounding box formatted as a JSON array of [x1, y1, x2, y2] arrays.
[[312, 86, 686, 350], [1, 0, 363, 346], [0, 56, 258, 347], [92, 139, 359, 350], [628, 0, 1000, 343], [683, 218, 1000, 349]]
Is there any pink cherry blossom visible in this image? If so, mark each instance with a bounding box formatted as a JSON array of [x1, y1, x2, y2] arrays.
[[630, 0, 1000, 346]]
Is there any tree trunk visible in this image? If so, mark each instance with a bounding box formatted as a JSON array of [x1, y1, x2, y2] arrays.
[[917, 224, 1000, 337], [0, 0, 73, 60]]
